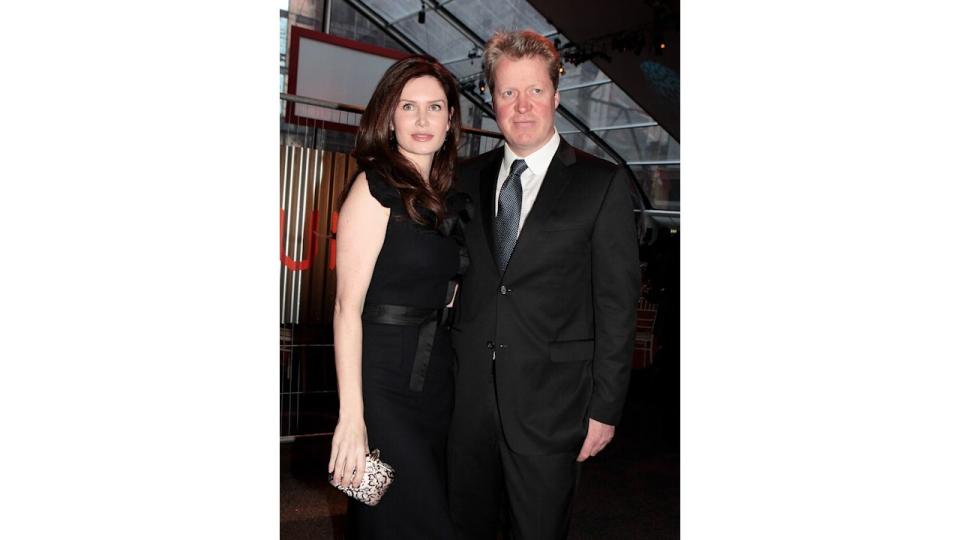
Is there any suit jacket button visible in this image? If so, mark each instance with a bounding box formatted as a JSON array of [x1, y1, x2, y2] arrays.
[[486, 341, 494, 349], [499, 285, 507, 295]]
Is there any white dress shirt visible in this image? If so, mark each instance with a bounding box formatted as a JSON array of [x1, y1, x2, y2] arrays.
[[494, 129, 561, 236]]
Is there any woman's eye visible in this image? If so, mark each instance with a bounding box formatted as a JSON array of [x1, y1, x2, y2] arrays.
[[429, 104, 442, 111], [401, 103, 414, 111]]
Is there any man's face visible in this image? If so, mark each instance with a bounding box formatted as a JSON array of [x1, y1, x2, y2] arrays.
[[492, 56, 560, 157]]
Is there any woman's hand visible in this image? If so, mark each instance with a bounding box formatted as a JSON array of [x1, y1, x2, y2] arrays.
[[328, 416, 369, 488]]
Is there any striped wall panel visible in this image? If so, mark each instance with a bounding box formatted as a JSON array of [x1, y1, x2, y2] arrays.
[[279, 145, 357, 325]]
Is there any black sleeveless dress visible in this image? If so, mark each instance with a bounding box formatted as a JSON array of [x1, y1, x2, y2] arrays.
[[348, 167, 470, 539]]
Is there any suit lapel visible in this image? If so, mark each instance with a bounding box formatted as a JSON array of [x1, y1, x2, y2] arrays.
[[478, 147, 504, 267], [507, 140, 578, 271]]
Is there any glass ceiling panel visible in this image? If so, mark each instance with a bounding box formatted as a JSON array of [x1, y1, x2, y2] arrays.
[[556, 61, 610, 90], [554, 115, 577, 134], [559, 132, 613, 162], [392, 11, 474, 63], [600, 126, 679, 163], [329, 0, 407, 51], [359, 0, 420, 22], [443, 56, 485, 80], [446, 0, 556, 37], [559, 83, 655, 128]]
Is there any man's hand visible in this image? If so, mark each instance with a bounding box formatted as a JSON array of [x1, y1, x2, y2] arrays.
[[576, 418, 615, 462]]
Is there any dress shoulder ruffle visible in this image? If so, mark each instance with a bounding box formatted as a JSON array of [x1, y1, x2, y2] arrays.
[[363, 167, 402, 209]]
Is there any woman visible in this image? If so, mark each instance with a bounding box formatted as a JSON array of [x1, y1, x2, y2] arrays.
[[328, 55, 468, 539]]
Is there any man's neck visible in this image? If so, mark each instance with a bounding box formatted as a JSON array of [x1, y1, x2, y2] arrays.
[[506, 142, 545, 159], [505, 130, 560, 162]]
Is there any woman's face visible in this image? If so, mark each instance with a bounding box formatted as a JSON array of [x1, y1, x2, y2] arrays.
[[391, 76, 451, 162]]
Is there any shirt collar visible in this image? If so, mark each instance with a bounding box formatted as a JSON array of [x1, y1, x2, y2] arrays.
[[502, 129, 561, 177]]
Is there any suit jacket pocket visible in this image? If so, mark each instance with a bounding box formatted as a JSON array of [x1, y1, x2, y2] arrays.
[[549, 339, 594, 363]]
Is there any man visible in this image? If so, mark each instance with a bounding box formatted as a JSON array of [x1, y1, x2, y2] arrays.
[[448, 30, 641, 539]]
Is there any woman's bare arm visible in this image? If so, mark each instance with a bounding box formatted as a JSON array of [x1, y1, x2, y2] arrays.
[[328, 172, 389, 488]]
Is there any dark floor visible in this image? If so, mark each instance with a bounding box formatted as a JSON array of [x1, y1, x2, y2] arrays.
[[281, 367, 679, 539]]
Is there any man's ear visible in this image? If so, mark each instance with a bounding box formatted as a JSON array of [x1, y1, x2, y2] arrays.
[[553, 91, 560, 109]]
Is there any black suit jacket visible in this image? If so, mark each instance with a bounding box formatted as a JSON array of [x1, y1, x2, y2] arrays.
[[450, 139, 641, 455]]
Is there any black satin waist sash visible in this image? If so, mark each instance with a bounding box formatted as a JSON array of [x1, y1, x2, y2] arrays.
[[362, 303, 444, 392]]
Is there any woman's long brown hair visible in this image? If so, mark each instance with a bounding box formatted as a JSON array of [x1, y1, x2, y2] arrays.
[[342, 55, 462, 227]]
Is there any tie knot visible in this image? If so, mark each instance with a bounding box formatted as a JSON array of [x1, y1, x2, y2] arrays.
[[509, 159, 527, 177]]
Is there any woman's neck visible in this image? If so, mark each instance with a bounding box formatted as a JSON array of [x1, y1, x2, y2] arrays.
[[398, 149, 433, 182]]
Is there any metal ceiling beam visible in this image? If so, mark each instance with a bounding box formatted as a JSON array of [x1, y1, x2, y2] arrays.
[[590, 121, 659, 131], [557, 78, 612, 92], [626, 160, 680, 166]]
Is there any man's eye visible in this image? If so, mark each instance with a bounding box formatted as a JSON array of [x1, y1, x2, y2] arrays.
[[502, 90, 514, 98], [531, 88, 543, 95]]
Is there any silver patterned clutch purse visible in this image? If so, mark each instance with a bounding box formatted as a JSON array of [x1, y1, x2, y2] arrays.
[[328, 449, 396, 506]]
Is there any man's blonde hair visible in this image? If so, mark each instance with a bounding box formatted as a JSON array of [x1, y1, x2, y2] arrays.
[[482, 30, 562, 96]]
